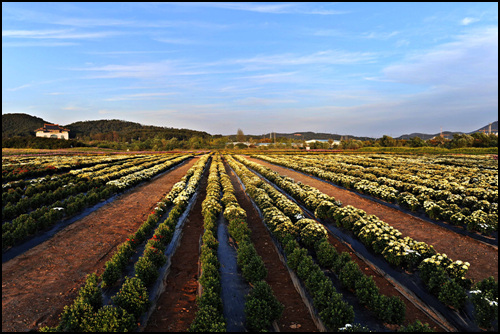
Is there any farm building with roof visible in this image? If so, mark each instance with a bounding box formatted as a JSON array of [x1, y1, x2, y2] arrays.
[[35, 123, 70, 140]]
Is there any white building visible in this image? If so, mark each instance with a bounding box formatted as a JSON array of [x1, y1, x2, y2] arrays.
[[35, 123, 70, 140]]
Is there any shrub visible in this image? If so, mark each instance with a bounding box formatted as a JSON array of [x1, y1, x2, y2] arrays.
[[312, 279, 338, 311], [296, 255, 317, 281], [112, 277, 150, 319], [134, 257, 159, 287], [287, 247, 308, 271], [354, 275, 379, 308], [200, 246, 218, 267], [101, 260, 122, 288], [197, 285, 223, 312], [236, 240, 257, 267], [300, 221, 328, 249], [470, 276, 498, 329], [379, 295, 406, 324], [283, 237, 300, 256], [397, 320, 434, 332], [333, 252, 352, 273], [199, 262, 221, 294], [339, 261, 364, 291], [202, 230, 219, 250], [315, 239, 339, 268], [319, 299, 355, 331], [56, 298, 94, 332], [438, 279, 467, 310], [245, 281, 284, 332], [189, 304, 226, 332], [315, 200, 337, 219], [305, 267, 326, 292], [228, 218, 251, 242], [143, 246, 167, 268], [78, 273, 102, 311], [242, 255, 267, 284], [86, 305, 136, 332]]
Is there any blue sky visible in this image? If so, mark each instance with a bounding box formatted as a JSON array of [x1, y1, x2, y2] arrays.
[[2, 2, 498, 137]]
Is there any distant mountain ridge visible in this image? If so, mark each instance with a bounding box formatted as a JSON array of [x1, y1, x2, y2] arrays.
[[2, 113, 497, 141], [2, 113, 211, 141], [396, 121, 498, 140], [2, 113, 47, 137]]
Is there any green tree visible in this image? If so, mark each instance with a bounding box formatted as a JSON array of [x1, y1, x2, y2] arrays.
[[379, 135, 396, 147], [450, 133, 474, 148], [408, 136, 427, 147], [236, 128, 246, 142]]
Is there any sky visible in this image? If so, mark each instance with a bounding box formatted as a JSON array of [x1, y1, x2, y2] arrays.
[[2, 2, 498, 138]]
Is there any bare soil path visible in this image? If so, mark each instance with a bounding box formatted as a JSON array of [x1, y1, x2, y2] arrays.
[[224, 159, 320, 332], [245, 156, 498, 283], [236, 157, 446, 331], [2, 157, 200, 332], [143, 161, 208, 332]]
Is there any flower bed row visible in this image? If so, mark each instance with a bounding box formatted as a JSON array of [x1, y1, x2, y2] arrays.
[[2, 155, 150, 216], [237, 154, 498, 330], [232, 155, 409, 327], [217, 155, 283, 331], [253, 154, 498, 235], [225, 154, 359, 331], [189, 155, 226, 331], [2, 153, 136, 183], [2, 155, 191, 252], [40, 154, 210, 332], [2, 154, 183, 220]]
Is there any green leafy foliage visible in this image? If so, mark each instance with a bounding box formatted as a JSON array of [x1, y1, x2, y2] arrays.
[[112, 277, 150, 319]]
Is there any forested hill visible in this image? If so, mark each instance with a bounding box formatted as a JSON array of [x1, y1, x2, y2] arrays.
[[2, 114, 211, 141], [2, 113, 47, 137], [66, 119, 211, 141]]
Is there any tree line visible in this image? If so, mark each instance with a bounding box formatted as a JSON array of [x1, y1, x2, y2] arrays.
[[2, 132, 497, 151]]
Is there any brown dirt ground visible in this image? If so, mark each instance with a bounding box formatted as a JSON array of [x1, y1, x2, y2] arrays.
[[244, 156, 498, 284], [236, 157, 450, 331], [143, 162, 209, 332], [223, 159, 319, 332], [1, 157, 200, 332]]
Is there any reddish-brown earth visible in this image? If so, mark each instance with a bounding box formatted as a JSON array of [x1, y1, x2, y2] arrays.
[[244, 156, 498, 283], [2, 157, 200, 332], [223, 159, 319, 332], [2, 153, 496, 332], [143, 163, 209, 332], [234, 157, 450, 331]]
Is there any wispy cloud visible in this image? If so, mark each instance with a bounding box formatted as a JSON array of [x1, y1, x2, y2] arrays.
[[461, 17, 479, 25], [361, 31, 399, 39], [165, 2, 349, 15], [69, 48, 376, 81], [231, 50, 377, 66], [2, 41, 77, 47], [152, 37, 198, 45], [234, 97, 297, 105], [7, 83, 34, 91], [85, 50, 178, 55], [383, 26, 497, 86], [2, 29, 120, 39], [104, 92, 178, 101]]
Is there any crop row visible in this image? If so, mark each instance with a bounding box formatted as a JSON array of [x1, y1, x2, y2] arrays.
[[226, 155, 368, 330], [216, 155, 283, 331], [227, 154, 413, 329], [2, 154, 137, 183], [2, 154, 191, 251], [189, 154, 226, 331], [253, 154, 498, 235], [41, 154, 210, 332], [2, 154, 182, 219], [235, 154, 498, 330]]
